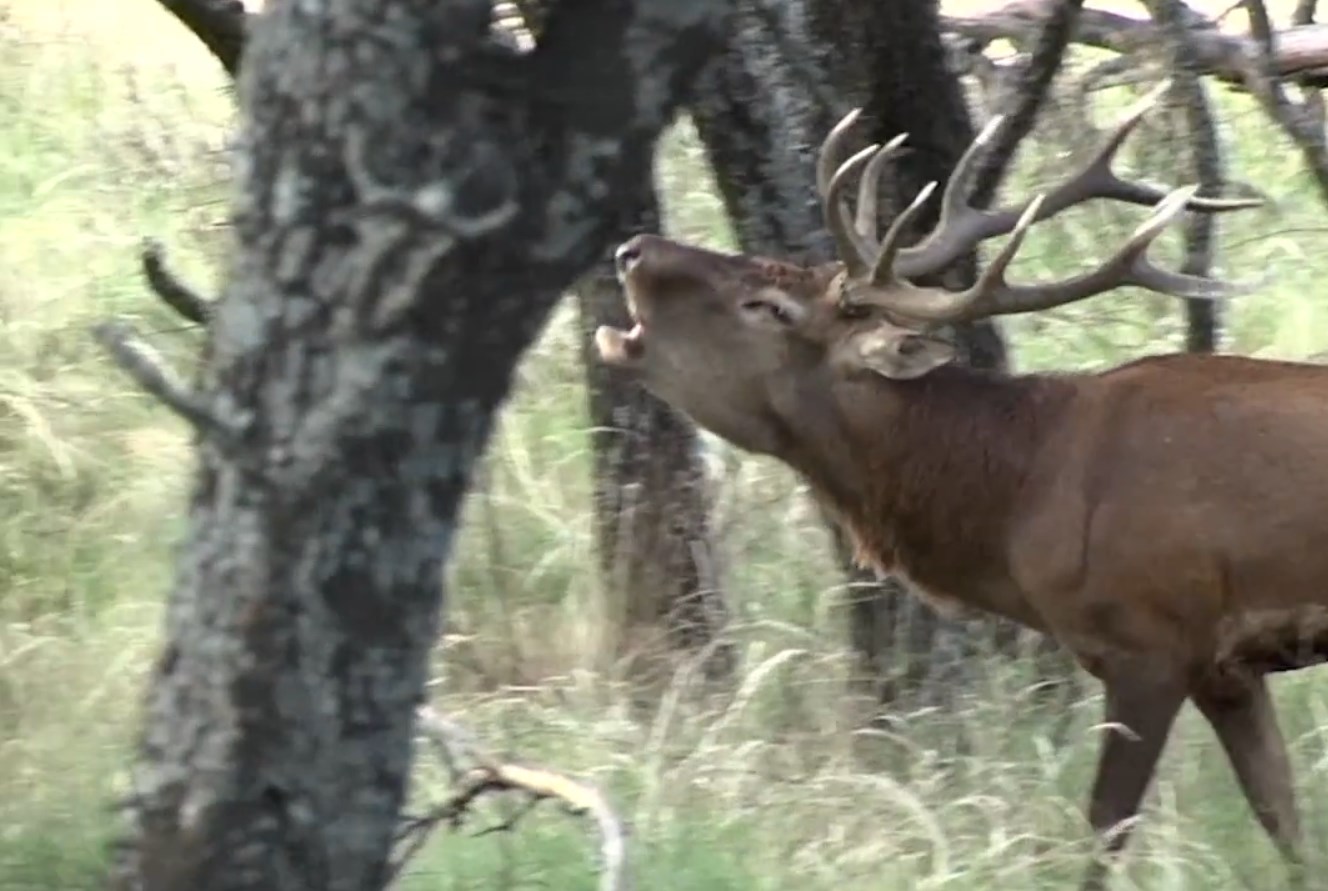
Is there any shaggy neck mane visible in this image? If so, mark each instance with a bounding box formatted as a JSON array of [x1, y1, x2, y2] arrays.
[[782, 364, 1075, 594]]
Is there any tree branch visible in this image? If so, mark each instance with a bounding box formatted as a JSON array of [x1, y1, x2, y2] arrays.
[[155, 0, 249, 78], [967, 0, 1086, 210], [1145, 0, 1224, 353], [389, 707, 629, 891], [1292, 0, 1327, 132], [91, 321, 243, 445], [1243, 0, 1328, 204], [942, 0, 1328, 90], [141, 239, 213, 325]]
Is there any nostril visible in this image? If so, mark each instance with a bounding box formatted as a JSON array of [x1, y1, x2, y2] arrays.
[[614, 241, 642, 274]]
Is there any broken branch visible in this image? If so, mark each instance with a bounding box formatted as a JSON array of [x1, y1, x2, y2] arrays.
[[91, 321, 240, 445], [155, 0, 249, 78], [141, 239, 212, 325], [389, 706, 629, 891], [1243, 0, 1328, 203], [967, 0, 1086, 209], [942, 0, 1328, 89]]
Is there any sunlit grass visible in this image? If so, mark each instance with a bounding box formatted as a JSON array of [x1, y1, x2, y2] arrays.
[[1, 1, 1326, 889]]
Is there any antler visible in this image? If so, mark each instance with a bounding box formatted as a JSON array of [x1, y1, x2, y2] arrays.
[[816, 82, 1264, 322]]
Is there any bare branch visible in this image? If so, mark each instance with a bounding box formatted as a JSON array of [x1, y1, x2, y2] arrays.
[[141, 239, 212, 325], [942, 0, 1328, 90], [389, 706, 629, 891], [1243, 0, 1328, 203], [91, 321, 241, 445], [967, 0, 1086, 210], [155, 0, 249, 78], [1293, 0, 1327, 132]]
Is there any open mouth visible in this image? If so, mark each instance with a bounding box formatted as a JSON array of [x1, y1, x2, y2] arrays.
[[594, 322, 645, 365], [598, 264, 648, 366]]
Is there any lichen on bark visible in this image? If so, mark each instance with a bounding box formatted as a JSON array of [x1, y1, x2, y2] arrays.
[[110, 1, 731, 889]]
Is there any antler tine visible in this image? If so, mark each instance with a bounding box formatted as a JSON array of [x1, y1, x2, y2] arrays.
[[817, 108, 862, 197], [816, 108, 883, 276], [937, 112, 1005, 232], [854, 133, 911, 243], [885, 185, 1261, 326], [869, 193, 1045, 322], [883, 81, 1263, 285], [825, 143, 882, 277], [869, 181, 939, 288]]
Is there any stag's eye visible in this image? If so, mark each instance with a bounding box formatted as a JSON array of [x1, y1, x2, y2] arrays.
[[740, 298, 795, 325], [839, 302, 871, 321]]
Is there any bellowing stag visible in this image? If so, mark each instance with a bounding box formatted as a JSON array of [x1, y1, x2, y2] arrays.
[[596, 86, 1324, 888]]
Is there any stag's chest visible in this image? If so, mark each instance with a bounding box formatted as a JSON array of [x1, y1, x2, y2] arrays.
[[838, 502, 1042, 628], [825, 501, 969, 620]]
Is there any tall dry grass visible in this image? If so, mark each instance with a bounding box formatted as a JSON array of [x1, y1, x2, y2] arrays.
[[2, 2, 1327, 889]]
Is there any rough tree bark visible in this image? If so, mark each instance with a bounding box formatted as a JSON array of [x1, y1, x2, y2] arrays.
[[158, 0, 734, 682], [690, 0, 1016, 712], [106, 1, 731, 889], [574, 184, 733, 682]]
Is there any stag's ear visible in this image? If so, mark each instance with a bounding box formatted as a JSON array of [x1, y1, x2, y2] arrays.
[[841, 325, 955, 380]]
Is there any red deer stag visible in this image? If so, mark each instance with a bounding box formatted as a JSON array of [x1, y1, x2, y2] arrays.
[[596, 85, 1324, 889]]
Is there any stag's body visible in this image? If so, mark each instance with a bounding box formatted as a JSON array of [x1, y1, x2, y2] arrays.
[[597, 86, 1320, 887], [799, 353, 1328, 658]]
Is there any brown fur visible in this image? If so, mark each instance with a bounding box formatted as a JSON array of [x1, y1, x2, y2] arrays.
[[597, 233, 1326, 889]]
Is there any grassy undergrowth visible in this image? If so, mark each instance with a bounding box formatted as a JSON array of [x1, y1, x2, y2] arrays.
[[2, 1, 1327, 889]]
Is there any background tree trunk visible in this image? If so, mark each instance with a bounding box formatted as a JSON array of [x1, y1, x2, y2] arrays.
[[690, 0, 1013, 715], [108, 1, 729, 888], [574, 186, 733, 684]]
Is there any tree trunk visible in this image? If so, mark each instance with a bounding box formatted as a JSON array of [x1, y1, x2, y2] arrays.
[[1144, 0, 1224, 354], [690, 0, 1010, 714], [575, 186, 732, 684], [107, 1, 729, 888]]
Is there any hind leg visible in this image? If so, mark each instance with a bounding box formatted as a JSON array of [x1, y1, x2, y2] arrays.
[[1191, 673, 1303, 868]]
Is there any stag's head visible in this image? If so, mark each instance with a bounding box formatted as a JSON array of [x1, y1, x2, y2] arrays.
[[596, 85, 1257, 455]]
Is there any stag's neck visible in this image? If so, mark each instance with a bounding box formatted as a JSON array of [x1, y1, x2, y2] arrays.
[[775, 365, 1075, 607]]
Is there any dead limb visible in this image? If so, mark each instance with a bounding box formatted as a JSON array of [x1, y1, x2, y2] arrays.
[[1243, 0, 1328, 203], [967, 0, 1086, 209], [389, 706, 629, 891], [155, 0, 249, 77], [1295, 0, 1326, 129], [942, 0, 1328, 90], [91, 322, 243, 446], [141, 239, 212, 325]]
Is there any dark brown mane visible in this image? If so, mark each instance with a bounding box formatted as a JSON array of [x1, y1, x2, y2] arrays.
[[794, 365, 1074, 618]]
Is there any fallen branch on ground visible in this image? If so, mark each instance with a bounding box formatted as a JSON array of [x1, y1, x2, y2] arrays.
[[388, 706, 630, 891]]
